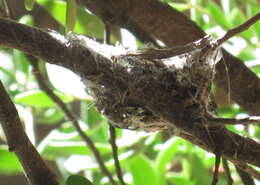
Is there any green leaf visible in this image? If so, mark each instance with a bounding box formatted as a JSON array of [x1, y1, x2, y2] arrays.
[[183, 155, 211, 185], [168, 175, 196, 185], [0, 66, 15, 81], [208, 2, 231, 29], [37, 0, 66, 27], [155, 138, 183, 185], [12, 16, 33, 77], [168, 2, 190, 11], [84, 100, 103, 126], [66, 175, 94, 185], [14, 90, 72, 108], [128, 155, 157, 185], [0, 147, 23, 174], [248, 6, 260, 37], [24, 0, 35, 11], [18, 15, 34, 26], [35, 107, 64, 124], [156, 138, 182, 174], [42, 142, 111, 160], [37, 0, 104, 37], [13, 49, 30, 74], [66, 0, 77, 32]]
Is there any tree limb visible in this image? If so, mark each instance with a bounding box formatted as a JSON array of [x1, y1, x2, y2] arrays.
[[0, 80, 59, 185], [28, 56, 117, 185]]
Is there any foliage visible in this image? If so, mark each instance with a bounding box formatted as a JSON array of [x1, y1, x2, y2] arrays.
[[0, 0, 259, 185]]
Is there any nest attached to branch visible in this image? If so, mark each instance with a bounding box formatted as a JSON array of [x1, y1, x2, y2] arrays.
[[79, 34, 222, 132]]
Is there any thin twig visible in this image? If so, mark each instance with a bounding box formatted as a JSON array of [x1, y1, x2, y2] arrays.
[[0, 80, 59, 185], [104, 23, 111, 45], [232, 161, 260, 180], [216, 12, 260, 46], [126, 13, 260, 60], [235, 165, 256, 185], [206, 116, 260, 126], [105, 23, 125, 185], [1, 0, 10, 18], [28, 55, 117, 185], [211, 153, 221, 185], [109, 125, 126, 185], [126, 34, 212, 60], [222, 159, 233, 185]]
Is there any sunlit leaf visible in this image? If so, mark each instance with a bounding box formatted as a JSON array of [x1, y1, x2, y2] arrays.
[[12, 16, 33, 75], [208, 2, 231, 29], [14, 90, 73, 107], [19, 14, 34, 26], [42, 142, 111, 160], [168, 2, 190, 11], [37, 0, 104, 37], [66, 175, 94, 185], [128, 155, 157, 185], [155, 138, 183, 185], [13, 50, 30, 74], [168, 175, 196, 185], [24, 0, 35, 11], [35, 107, 64, 124], [0, 148, 23, 174]]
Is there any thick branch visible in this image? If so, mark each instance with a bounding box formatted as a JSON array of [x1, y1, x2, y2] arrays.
[[0, 81, 59, 185], [0, 18, 260, 175]]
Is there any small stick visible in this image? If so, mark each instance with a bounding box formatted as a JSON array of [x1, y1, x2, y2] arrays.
[[211, 153, 221, 185], [126, 12, 260, 60], [216, 12, 260, 47], [105, 23, 125, 185], [2, 0, 11, 18], [126, 34, 212, 60], [109, 125, 126, 185], [206, 116, 260, 126], [232, 161, 260, 180], [235, 165, 256, 185], [0, 80, 59, 185], [222, 159, 233, 185], [28, 55, 117, 185], [104, 23, 111, 45]]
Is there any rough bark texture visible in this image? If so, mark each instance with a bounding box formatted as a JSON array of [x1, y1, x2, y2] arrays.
[[0, 80, 59, 185], [80, 0, 260, 115], [1, 19, 260, 176]]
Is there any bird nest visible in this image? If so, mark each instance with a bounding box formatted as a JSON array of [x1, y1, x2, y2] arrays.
[[81, 35, 222, 132]]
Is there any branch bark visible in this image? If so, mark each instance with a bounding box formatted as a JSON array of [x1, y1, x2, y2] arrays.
[[0, 19, 259, 179], [0, 80, 59, 185]]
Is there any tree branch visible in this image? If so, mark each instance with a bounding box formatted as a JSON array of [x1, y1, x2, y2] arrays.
[[0, 18, 260, 177], [236, 165, 256, 185], [216, 13, 260, 46], [109, 125, 126, 185], [0, 80, 59, 185], [206, 116, 260, 126], [28, 56, 117, 185], [222, 159, 233, 185], [211, 154, 221, 185]]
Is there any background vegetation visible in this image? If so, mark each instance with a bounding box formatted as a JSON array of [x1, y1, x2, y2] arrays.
[[0, 0, 259, 185]]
